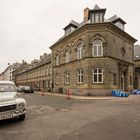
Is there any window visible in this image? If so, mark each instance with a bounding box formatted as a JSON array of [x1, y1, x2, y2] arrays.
[[130, 76, 133, 85], [49, 66, 52, 75], [93, 68, 103, 83], [115, 22, 124, 30], [56, 54, 60, 66], [113, 74, 117, 85], [77, 43, 84, 59], [46, 67, 48, 75], [55, 73, 60, 84], [65, 50, 70, 63], [77, 69, 84, 83], [65, 72, 70, 84], [92, 40, 103, 57], [95, 14, 99, 23], [91, 13, 103, 23]]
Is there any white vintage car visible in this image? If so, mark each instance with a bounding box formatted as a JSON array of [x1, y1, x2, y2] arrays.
[[0, 81, 26, 121]]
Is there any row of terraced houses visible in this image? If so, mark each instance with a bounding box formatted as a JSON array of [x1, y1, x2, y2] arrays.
[[1, 5, 140, 95]]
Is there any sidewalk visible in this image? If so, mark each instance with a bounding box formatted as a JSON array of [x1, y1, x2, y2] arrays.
[[36, 91, 114, 100]]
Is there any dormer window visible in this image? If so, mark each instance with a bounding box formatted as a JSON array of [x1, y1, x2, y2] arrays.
[[65, 26, 76, 36], [63, 20, 79, 36], [91, 13, 103, 23], [114, 22, 124, 30], [109, 15, 126, 31], [89, 5, 106, 23]]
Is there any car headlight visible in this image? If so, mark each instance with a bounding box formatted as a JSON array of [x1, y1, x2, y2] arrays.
[[18, 103, 25, 109]]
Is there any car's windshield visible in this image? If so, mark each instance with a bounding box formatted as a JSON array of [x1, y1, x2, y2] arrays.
[[0, 84, 16, 92]]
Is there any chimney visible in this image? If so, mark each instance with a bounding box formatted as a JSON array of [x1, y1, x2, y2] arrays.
[[34, 59, 39, 64], [44, 53, 47, 58], [83, 7, 89, 22], [40, 55, 43, 60], [22, 60, 25, 64]]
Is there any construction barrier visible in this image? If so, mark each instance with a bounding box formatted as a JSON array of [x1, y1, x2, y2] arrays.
[[112, 90, 129, 97], [131, 89, 140, 95]]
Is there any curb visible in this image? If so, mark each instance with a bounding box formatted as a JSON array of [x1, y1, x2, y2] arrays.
[[35, 92, 113, 100]]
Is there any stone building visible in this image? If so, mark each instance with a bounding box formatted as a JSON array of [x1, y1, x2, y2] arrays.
[[0, 63, 21, 81], [15, 53, 52, 90], [134, 58, 140, 89], [12, 60, 29, 84], [50, 5, 137, 95]]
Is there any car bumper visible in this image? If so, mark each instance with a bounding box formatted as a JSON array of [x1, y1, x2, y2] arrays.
[[0, 109, 26, 121]]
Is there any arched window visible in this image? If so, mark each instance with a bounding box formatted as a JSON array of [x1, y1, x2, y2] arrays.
[[65, 71, 70, 84], [92, 40, 103, 57], [65, 50, 70, 63], [56, 54, 60, 66], [77, 43, 84, 59]]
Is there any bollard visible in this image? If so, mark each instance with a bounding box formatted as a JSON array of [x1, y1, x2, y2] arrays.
[[40, 88, 45, 96], [66, 90, 71, 99]]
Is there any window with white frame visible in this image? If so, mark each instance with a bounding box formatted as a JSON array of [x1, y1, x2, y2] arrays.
[[55, 73, 60, 84], [56, 54, 60, 66], [46, 67, 48, 75], [65, 71, 70, 84], [93, 68, 103, 83], [65, 50, 70, 63], [92, 40, 103, 57], [91, 13, 103, 23], [77, 69, 84, 83], [49, 66, 52, 75], [77, 43, 84, 59]]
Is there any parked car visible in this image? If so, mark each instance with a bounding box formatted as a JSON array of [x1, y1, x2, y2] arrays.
[[0, 81, 26, 121], [17, 86, 34, 93], [17, 86, 25, 92], [24, 86, 34, 93]]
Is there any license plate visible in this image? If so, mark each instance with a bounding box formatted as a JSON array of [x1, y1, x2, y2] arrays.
[[0, 112, 13, 120]]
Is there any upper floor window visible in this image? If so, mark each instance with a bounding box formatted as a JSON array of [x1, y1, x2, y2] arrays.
[[65, 50, 70, 63], [55, 73, 60, 84], [49, 66, 52, 75], [92, 40, 103, 57], [77, 69, 84, 83], [93, 68, 103, 83], [46, 67, 49, 75], [77, 43, 84, 60], [65, 71, 70, 84], [56, 54, 60, 66]]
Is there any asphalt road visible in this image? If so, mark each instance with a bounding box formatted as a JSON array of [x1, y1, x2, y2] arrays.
[[0, 93, 140, 140]]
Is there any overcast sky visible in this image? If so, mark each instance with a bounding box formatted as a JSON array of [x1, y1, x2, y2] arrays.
[[0, 0, 140, 73]]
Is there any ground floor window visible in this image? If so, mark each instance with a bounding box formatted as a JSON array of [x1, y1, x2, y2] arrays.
[[65, 71, 70, 84], [92, 68, 103, 83], [113, 74, 117, 85], [130, 76, 133, 85], [77, 69, 84, 83]]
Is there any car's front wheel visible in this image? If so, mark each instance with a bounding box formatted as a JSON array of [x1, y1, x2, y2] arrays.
[[18, 114, 25, 121]]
